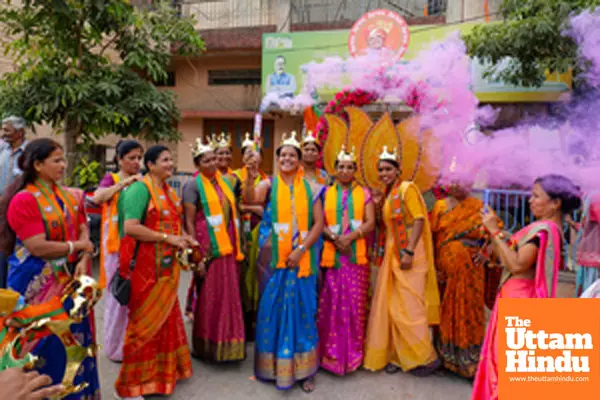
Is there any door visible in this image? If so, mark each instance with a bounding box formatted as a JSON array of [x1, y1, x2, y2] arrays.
[[203, 118, 274, 174]]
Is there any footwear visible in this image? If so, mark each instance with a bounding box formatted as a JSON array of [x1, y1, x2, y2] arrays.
[[409, 359, 442, 377], [385, 363, 401, 374], [299, 377, 316, 393]]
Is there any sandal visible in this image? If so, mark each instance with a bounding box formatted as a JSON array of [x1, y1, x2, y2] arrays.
[[300, 377, 316, 393], [385, 363, 401, 374]]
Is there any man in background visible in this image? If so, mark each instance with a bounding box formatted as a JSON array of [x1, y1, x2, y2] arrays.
[[0, 116, 28, 288]]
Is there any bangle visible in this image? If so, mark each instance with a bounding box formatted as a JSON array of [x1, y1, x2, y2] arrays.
[[160, 233, 168, 242], [491, 230, 505, 240], [67, 241, 74, 255], [299, 244, 306, 253], [357, 228, 363, 239]]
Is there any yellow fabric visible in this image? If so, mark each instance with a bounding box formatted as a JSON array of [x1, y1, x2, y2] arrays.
[[322, 184, 367, 267], [199, 171, 244, 261], [363, 181, 440, 372], [273, 173, 311, 278], [234, 167, 268, 187]]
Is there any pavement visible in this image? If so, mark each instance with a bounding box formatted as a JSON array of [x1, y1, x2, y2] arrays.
[[93, 264, 576, 400]]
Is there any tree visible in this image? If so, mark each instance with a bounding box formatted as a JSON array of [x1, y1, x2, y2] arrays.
[[0, 0, 204, 176], [464, 0, 600, 87]]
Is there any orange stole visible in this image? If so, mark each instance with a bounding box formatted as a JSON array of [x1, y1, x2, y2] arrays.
[[99, 173, 121, 288], [25, 181, 80, 264], [322, 184, 367, 268], [126, 176, 182, 352]]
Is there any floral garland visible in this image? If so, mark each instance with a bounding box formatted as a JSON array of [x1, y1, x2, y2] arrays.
[[314, 89, 378, 153]]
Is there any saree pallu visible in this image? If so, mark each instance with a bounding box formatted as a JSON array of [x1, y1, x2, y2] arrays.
[[472, 221, 562, 400], [430, 197, 488, 378], [317, 258, 369, 375], [363, 192, 439, 372], [115, 183, 192, 398], [101, 219, 128, 362]]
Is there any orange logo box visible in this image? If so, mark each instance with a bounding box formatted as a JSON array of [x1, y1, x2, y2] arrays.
[[498, 298, 600, 399]]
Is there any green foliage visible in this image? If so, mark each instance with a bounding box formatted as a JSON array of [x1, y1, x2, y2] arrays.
[[68, 156, 101, 189], [464, 0, 600, 87], [0, 0, 204, 150]]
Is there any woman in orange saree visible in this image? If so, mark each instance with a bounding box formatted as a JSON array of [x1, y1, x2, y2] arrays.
[[472, 175, 581, 400], [430, 184, 500, 378], [115, 146, 197, 400]]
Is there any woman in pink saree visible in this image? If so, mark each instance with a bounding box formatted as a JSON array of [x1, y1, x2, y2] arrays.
[[472, 175, 581, 400]]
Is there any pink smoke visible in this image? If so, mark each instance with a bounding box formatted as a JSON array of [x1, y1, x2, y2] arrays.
[[567, 7, 600, 88]]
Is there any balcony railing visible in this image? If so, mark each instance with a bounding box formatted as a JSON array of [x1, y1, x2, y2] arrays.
[[185, 0, 276, 30], [291, 0, 447, 24]]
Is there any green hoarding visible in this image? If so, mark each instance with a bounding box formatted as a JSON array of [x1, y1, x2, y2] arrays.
[[262, 23, 571, 103]]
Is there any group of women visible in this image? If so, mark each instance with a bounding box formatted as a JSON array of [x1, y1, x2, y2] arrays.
[[0, 131, 583, 400]]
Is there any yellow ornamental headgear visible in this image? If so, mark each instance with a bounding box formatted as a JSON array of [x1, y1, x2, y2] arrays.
[[279, 131, 301, 150], [302, 130, 320, 147], [214, 132, 231, 149], [378, 145, 398, 162], [336, 145, 356, 163], [191, 137, 214, 159]]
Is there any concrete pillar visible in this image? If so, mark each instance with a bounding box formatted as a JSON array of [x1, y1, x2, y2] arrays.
[[446, 0, 502, 24], [275, 0, 291, 32]]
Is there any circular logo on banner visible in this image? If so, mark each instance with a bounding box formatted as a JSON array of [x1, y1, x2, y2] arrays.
[[348, 9, 410, 60]]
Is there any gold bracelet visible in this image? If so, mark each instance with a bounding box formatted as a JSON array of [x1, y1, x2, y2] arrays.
[[357, 228, 363, 239]]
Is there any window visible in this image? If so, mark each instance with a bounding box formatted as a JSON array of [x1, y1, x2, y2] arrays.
[[208, 69, 261, 86], [154, 71, 176, 87]]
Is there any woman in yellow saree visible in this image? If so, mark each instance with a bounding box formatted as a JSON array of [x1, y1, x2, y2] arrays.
[[363, 148, 440, 376]]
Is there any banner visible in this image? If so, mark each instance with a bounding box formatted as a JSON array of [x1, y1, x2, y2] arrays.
[[262, 22, 571, 103]]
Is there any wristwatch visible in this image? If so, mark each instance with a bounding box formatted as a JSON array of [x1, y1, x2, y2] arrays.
[[299, 244, 306, 253], [401, 248, 414, 257]]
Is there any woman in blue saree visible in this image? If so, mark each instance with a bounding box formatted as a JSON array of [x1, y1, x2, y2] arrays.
[[0, 138, 100, 399], [244, 132, 324, 393]]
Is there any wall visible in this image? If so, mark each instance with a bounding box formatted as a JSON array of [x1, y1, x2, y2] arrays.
[[171, 54, 261, 113]]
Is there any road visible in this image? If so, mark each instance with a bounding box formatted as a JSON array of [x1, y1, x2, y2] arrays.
[[93, 266, 475, 400]]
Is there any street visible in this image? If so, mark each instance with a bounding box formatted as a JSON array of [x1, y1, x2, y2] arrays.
[[94, 267, 474, 400]]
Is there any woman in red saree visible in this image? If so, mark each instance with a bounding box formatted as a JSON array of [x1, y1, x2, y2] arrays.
[[472, 174, 581, 400], [115, 145, 197, 400], [430, 183, 501, 378]]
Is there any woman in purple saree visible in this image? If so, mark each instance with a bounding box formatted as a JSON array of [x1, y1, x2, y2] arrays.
[[472, 175, 581, 400]]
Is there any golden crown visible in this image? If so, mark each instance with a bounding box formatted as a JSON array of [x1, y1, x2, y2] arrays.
[[280, 131, 301, 149], [191, 137, 214, 158], [337, 145, 356, 163], [241, 132, 255, 149], [302, 130, 319, 146], [212, 132, 231, 149], [379, 145, 398, 162]]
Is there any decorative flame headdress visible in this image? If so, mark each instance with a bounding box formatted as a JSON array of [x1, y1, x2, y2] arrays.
[[321, 107, 441, 192], [378, 145, 398, 162], [279, 131, 301, 150], [336, 145, 356, 163], [302, 130, 320, 146], [213, 132, 231, 149], [191, 137, 214, 158]]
